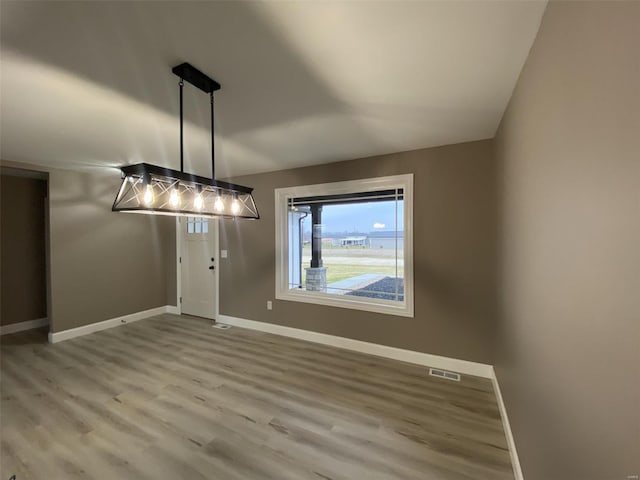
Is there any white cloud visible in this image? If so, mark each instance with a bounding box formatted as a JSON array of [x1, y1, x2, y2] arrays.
[[373, 222, 385, 229]]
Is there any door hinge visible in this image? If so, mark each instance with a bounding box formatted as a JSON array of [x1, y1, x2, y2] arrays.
[[179, 256, 182, 263]]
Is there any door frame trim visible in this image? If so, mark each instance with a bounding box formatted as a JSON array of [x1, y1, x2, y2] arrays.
[[176, 217, 220, 320]]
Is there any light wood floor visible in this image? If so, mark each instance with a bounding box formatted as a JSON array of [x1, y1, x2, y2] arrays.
[[0, 314, 514, 480]]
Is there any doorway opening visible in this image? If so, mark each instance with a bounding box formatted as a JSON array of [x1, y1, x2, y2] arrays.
[[0, 167, 51, 342]]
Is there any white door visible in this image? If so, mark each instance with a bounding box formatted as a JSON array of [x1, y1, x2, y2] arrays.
[[180, 216, 218, 319]]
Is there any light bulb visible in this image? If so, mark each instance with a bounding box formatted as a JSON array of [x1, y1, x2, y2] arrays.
[[214, 195, 224, 212], [231, 197, 241, 215], [143, 184, 154, 205], [169, 188, 180, 207], [194, 192, 204, 210]]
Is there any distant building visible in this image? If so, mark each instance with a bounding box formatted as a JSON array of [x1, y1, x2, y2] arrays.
[[340, 236, 367, 247], [368, 230, 404, 249]]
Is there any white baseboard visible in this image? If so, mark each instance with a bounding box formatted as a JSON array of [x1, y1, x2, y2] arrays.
[[0, 317, 49, 336], [491, 368, 524, 480], [48, 305, 176, 344], [217, 314, 494, 379], [166, 305, 180, 315]]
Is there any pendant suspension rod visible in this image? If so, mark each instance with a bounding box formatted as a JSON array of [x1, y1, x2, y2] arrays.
[[179, 79, 184, 173], [210, 92, 215, 180]]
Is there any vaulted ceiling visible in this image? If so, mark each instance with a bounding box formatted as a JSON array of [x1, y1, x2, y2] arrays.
[[0, 1, 546, 178]]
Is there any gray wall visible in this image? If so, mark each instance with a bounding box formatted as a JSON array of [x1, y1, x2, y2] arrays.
[[221, 140, 499, 365], [0, 160, 177, 333], [0, 174, 48, 325], [494, 1, 640, 478]]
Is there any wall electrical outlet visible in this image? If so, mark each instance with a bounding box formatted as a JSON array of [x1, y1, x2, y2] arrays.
[[220, 250, 228, 258], [267, 301, 273, 310]]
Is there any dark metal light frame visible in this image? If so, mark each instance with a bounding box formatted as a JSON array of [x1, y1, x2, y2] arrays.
[[112, 63, 259, 220]]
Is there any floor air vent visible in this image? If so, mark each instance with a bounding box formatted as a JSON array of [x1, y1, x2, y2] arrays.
[[429, 368, 461, 382], [212, 323, 231, 330]]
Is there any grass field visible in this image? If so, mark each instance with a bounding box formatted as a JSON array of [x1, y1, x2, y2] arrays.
[[305, 264, 402, 284], [301, 246, 403, 284]]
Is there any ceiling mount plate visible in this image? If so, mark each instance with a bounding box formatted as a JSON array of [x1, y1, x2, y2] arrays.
[[172, 62, 221, 94]]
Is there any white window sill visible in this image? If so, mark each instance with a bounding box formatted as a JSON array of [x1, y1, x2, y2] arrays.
[[275, 288, 414, 318]]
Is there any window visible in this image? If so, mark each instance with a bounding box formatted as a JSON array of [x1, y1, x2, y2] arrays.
[[275, 174, 413, 317], [186, 216, 209, 234]]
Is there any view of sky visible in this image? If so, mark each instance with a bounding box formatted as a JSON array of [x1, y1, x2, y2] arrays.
[[302, 200, 404, 234]]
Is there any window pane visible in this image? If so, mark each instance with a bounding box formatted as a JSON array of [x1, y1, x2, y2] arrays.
[[288, 196, 404, 303]]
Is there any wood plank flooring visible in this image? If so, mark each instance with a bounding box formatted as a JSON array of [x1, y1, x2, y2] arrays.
[[0, 314, 514, 480]]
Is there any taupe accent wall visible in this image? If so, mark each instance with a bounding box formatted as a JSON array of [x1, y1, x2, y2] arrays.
[[494, 1, 640, 478], [0, 160, 177, 333], [0, 174, 48, 325], [220, 140, 498, 364]]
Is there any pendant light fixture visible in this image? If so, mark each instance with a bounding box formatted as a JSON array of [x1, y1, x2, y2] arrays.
[[112, 63, 259, 219]]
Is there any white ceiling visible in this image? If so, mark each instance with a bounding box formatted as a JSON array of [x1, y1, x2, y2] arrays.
[[0, 1, 546, 178]]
